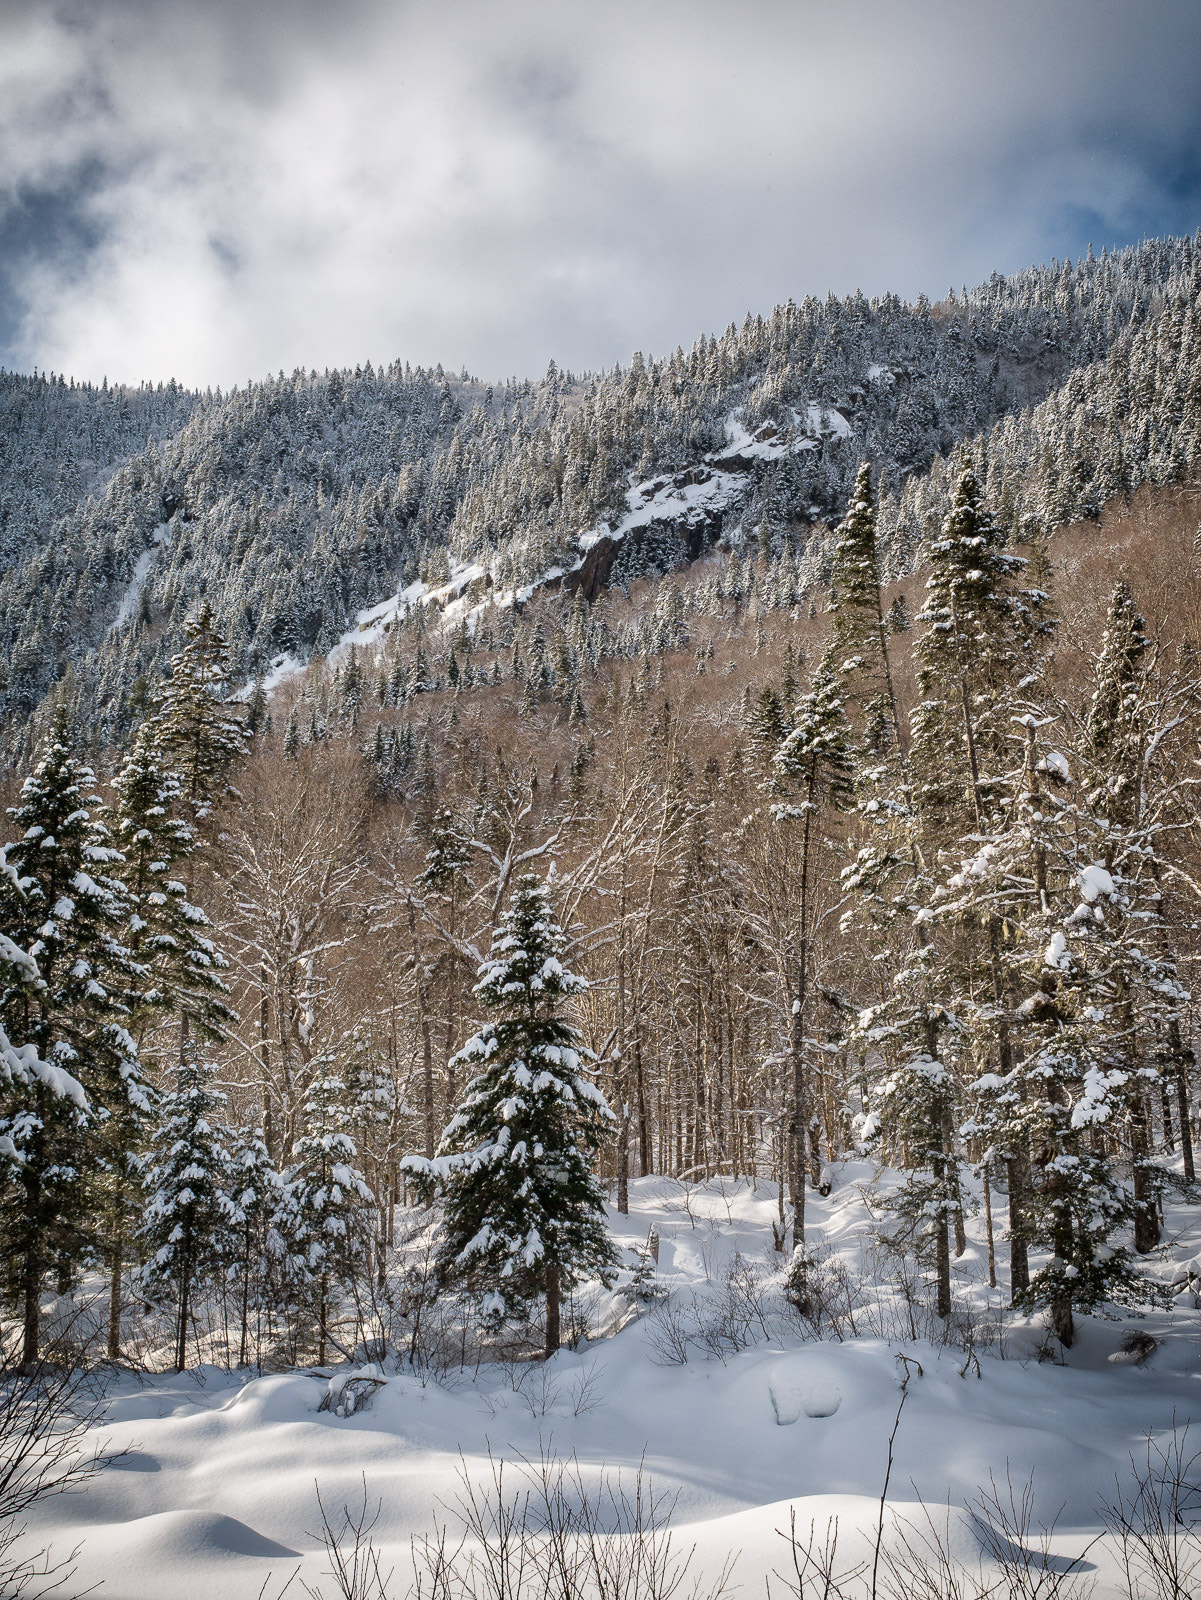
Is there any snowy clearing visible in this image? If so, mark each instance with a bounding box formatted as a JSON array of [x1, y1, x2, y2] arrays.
[[17, 1168, 1200, 1600]]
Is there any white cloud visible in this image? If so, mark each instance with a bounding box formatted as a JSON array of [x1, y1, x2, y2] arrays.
[[2, 0, 1200, 387]]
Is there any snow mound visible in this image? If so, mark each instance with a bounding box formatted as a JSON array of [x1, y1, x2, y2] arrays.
[[769, 1370, 842, 1423], [88, 1508, 298, 1562]]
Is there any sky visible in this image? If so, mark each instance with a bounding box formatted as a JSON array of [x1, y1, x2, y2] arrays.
[[3, 0, 1201, 390]]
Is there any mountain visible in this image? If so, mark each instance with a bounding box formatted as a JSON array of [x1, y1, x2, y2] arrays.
[[1, 233, 1200, 756]]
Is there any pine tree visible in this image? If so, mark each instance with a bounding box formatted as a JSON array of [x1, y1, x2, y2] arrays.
[[0, 711, 146, 1365], [140, 1050, 232, 1372], [224, 1124, 284, 1367], [153, 602, 248, 821], [112, 719, 235, 1052], [281, 1059, 374, 1365], [770, 648, 853, 1247], [405, 876, 616, 1355]]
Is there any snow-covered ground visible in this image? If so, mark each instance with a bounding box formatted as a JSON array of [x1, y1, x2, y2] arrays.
[[18, 1168, 1201, 1599]]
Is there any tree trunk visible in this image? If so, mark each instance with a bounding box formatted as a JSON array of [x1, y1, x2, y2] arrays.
[[544, 1261, 561, 1358], [933, 1187, 952, 1320], [175, 1252, 192, 1373], [634, 1026, 651, 1178], [407, 899, 437, 1159], [789, 995, 806, 1250], [1131, 1092, 1160, 1253], [1050, 1297, 1075, 1348], [1175, 1055, 1196, 1186], [982, 1162, 997, 1289], [1007, 1147, 1032, 1297], [239, 1243, 251, 1369], [22, 1238, 40, 1372], [616, 1097, 630, 1215], [107, 1239, 124, 1361], [21, 1093, 44, 1370]]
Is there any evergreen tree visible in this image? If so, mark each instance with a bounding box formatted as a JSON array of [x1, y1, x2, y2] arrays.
[[153, 602, 248, 821], [911, 464, 1038, 829], [910, 466, 1049, 1302], [0, 711, 145, 1365], [830, 463, 903, 750], [112, 719, 235, 1052], [769, 649, 853, 1247], [224, 1124, 284, 1367], [405, 876, 616, 1355], [140, 1050, 232, 1372], [281, 1059, 374, 1365]]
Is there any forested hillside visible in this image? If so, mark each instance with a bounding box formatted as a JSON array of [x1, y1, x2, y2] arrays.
[[3, 235, 1201, 1400], [3, 234, 1201, 763]]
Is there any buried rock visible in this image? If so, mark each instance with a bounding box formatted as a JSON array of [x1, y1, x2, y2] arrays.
[[769, 1373, 843, 1424]]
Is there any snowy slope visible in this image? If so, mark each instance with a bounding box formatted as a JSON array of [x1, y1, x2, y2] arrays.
[[262, 401, 844, 696], [18, 1169, 1201, 1600]]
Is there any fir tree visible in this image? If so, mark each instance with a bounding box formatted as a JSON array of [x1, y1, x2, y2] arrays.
[[770, 648, 853, 1246], [140, 1050, 232, 1372], [281, 1059, 374, 1365], [830, 463, 904, 754], [0, 711, 145, 1365], [153, 602, 248, 821], [112, 719, 235, 1052], [405, 876, 616, 1355], [224, 1124, 284, 1367]]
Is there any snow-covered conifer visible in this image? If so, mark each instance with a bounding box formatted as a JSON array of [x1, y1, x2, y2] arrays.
[[771, 646, 853, 1246], [281, 1059, 374, 1365], [112, 718, 235, 1052], [152, 602, 248, 821], [140, 1050, 232, 1372], [224, 1124, 284, 1367], [405, 875, 616, 1355], [0, 710, 145, 1365]]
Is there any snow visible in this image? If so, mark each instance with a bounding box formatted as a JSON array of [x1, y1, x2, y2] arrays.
[[17, 1168, 1201, 1600], [232, 653, 305, 701], [242, 392, 857, 701], [1079, 863, 1117, 903], [110, 523, 172, 633]]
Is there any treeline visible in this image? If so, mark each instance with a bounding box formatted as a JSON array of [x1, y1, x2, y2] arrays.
[[2, 455, 1198, 1370]]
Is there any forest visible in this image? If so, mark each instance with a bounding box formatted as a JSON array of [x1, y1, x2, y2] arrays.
[[4, 237, 1201, 1600], [2, 439, 1199, 1378]]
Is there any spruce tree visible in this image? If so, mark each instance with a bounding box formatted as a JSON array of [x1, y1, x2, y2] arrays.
[[224, 1124, 284, 1367], [1077, 582, 1179, 1253], [112, 719, 235, 1050], [140, 1049, 232, 1371], [405, 876, 616, 1355], [281, 1059, 374, 1365], [153, 602, 248, 822], [0, 711, 146, 1365], [771, 647, 854, 1246], [829, 462, 905, 763], [910, 465, 1049, 1302]]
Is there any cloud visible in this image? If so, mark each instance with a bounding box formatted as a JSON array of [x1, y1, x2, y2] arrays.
[[2, 0, 1200, 387]]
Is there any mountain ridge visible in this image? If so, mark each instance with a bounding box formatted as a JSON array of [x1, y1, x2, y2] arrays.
[[1, 233, 1200, 756]]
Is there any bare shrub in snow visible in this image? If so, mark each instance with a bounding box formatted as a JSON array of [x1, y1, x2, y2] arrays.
[[0, 1327, 122, 1600], [303, 1451, 734, 1600], [1101, 1422, 1201, 1600]]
